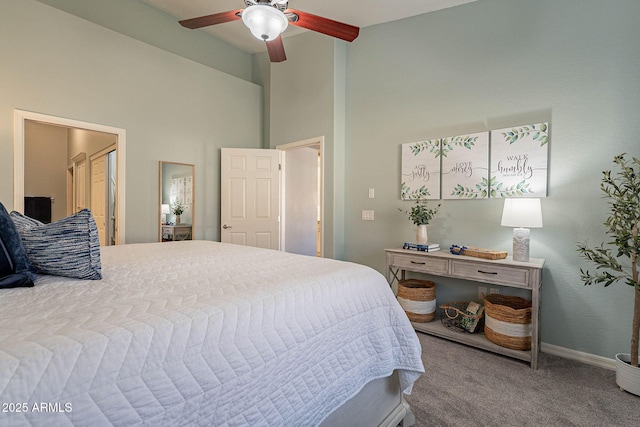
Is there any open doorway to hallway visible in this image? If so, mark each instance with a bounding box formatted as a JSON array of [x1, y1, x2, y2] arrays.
[[278, 137, 324, 257], [14, 109, 126, 245]]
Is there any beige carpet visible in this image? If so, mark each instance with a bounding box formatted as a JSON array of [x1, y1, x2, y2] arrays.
[[405, 332, 640, 427]]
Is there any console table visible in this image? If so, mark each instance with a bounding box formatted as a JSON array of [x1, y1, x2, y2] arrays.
[[161, 225, 192, 242], [385, 248, 545, 369]]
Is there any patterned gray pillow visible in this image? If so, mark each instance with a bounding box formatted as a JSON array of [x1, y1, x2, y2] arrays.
[[11, 209, 102, 280]]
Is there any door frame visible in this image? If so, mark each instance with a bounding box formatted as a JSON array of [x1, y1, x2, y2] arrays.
[[276, 136, 324, 257], [13, 109, 126, 244], [90, 144, 116, 246]]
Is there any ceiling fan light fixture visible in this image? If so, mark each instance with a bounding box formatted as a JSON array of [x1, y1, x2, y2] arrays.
[[242, 5, 288, 41]]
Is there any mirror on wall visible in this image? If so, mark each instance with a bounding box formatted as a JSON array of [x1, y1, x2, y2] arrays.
[[159, 161, 195, 242]]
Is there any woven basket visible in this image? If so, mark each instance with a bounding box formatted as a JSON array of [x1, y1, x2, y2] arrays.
[[439, 301, 484, 333], [397, 279, 436, 322], [484, 294, 532, 350]]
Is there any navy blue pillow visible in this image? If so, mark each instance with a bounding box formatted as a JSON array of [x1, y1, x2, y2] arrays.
[[0, 202, 37, 282], [11, 209, 102, 280], [0, 234, 14, 278], [0, 236, 34, 289]]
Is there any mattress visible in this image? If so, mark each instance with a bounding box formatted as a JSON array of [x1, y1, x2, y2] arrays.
[[0, 241, 424, 426]]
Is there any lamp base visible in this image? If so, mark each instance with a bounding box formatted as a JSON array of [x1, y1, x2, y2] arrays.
[[512, 227, 530, 262]]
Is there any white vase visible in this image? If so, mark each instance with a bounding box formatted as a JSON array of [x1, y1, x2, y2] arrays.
[[616, 353, 640, 396], [175, 214, 181, 225], [416, 224, 428, 244]]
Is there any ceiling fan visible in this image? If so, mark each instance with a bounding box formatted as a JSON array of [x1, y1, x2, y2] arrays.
[[179, 0, 360, 63]]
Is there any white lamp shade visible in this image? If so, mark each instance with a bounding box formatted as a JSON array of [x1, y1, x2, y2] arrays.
[[242, 5, 288, 41], [161, 204, 171, 214], [501, 198, 543, 228]]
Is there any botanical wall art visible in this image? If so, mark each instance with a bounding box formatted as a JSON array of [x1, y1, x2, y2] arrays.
[[490, 122, 549, 198], [441, 132, 490, 199], [401, 139, 441, 200], [400, 122, 549, 200]]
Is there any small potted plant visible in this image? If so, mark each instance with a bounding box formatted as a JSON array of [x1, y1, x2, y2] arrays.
[[172, 200, 185, 225], [399, 200, 441, 244], [577, 153, 640, 396]]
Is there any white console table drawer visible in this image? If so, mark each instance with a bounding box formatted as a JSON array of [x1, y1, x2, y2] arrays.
[[390, 253, 449, 275], [450, 260, 530, 288]]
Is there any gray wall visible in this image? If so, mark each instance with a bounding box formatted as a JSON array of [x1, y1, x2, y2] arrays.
[[344, 0, 640, 359], [1, 0, 263, 243], [23, 121, 68, 222]]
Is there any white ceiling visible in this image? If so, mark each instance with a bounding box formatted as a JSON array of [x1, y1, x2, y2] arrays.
[[140, 0, 478, 54]]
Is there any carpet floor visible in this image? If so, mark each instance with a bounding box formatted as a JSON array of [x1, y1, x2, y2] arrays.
[[404, 332, 640, 427]]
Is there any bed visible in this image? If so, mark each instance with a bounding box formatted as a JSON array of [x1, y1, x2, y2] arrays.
[[0, 240, 424, 426]]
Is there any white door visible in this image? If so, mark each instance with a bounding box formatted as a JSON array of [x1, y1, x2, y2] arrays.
[[220, 148, 280, 249], [91, 155, 107, 246]]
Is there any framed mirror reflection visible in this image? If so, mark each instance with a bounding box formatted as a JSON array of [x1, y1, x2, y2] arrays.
[[159, 161, 194, 242]]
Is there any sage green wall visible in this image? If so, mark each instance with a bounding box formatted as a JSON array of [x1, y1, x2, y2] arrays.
[[35, 0, 254, 83], [344, 0, 640, 359], [0, 0, 262, 243], [267, 32, 347, 259]]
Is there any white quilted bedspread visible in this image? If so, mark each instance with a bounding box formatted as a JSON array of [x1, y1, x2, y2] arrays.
[[0, 241, 424, 426]]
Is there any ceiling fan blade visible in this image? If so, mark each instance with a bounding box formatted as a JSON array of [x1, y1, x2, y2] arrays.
[[179, 9, 242, 29], [285, 9, 359, 42], [266, 36, 287, 62]]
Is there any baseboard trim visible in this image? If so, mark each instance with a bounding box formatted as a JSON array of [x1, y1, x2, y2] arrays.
[[541, 342, 616, 370]]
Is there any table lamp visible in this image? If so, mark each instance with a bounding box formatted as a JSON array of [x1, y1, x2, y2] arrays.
[[501, 198, 543, 262], [161, 204, 171, 224]]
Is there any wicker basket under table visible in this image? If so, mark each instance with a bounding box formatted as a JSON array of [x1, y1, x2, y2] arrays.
[[484, 294, 532, 350], [397, 279, 436, 322]]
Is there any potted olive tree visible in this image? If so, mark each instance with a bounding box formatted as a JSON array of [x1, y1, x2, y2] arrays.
[[399, 200, 440, 244], [577, 154, 640, 395]]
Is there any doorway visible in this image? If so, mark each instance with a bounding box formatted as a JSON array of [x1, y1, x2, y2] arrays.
[[13, 110, 126, 245], [277, 137, 323, 257], [220, 138, 324, 257]]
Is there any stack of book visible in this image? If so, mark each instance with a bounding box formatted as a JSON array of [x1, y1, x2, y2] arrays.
[[402, 242, 440, 252]]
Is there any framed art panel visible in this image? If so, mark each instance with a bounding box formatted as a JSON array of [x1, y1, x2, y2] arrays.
[[490, 122, 549, 198], [401, 139, 441, 200], [441, 132, 490, 199]]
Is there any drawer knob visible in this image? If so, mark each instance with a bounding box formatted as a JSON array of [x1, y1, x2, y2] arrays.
[[410, 261, 426, 265], [478, 269, 498, 275]]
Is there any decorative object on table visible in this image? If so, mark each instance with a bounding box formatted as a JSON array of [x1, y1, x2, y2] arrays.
[[440, 301, 484, 333], [483, 294, 532, 350], [442, 132, 490, 200], [397, 279, 436, 323], [449, 244, 507, 260], [172, 200, 185, 225], [500, 198, 543, 262], [403, 242, 440, 252], [161, 204, 171, 224], [576, 153, 640, 396], [490, 122, 549, 198], [399, 200, 440, 244]]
